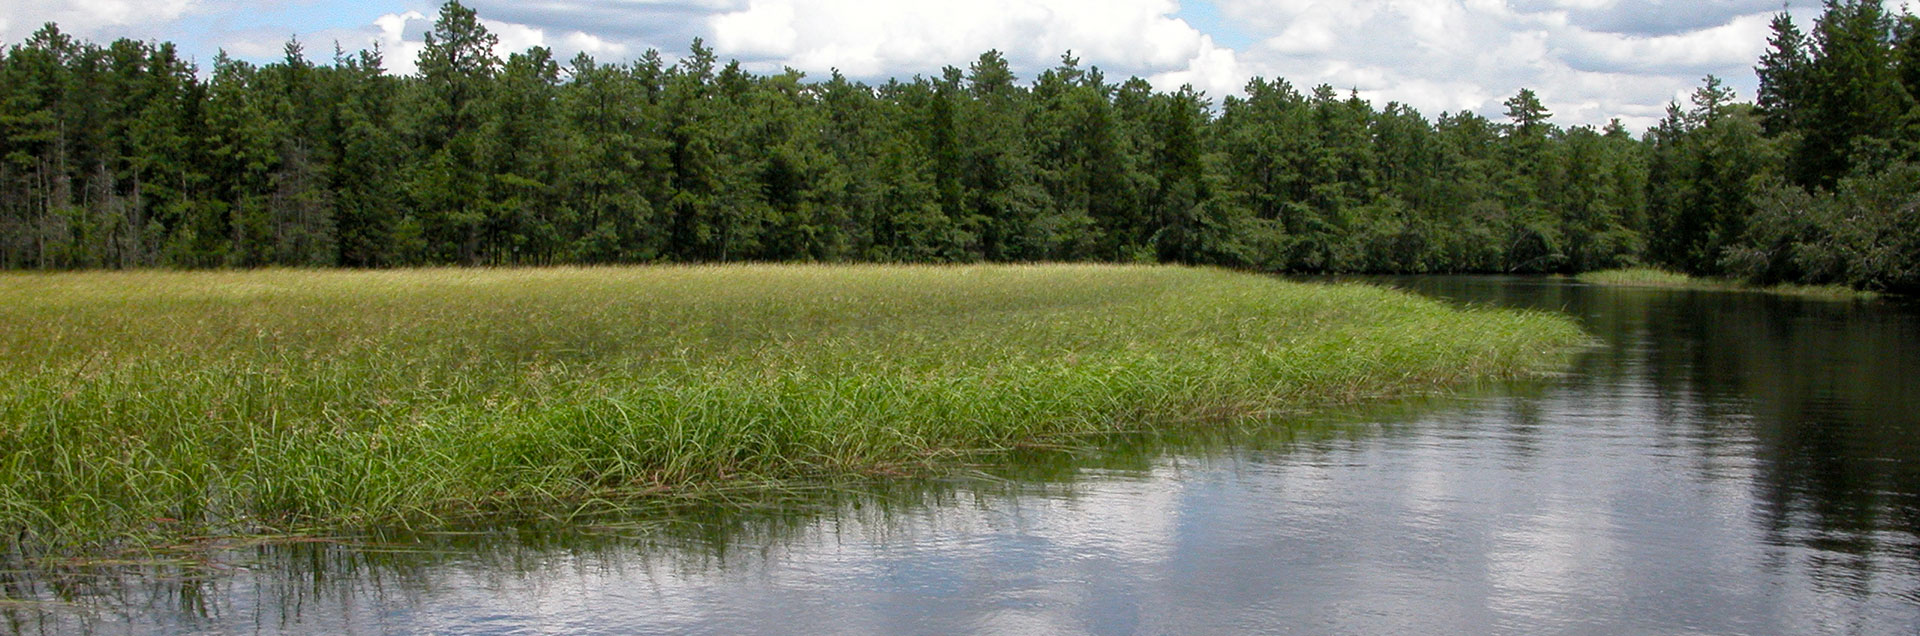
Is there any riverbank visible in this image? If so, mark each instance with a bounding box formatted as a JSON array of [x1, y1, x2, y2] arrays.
[[0, 265, 1584, 554], [1575, 268, 1878, 301]]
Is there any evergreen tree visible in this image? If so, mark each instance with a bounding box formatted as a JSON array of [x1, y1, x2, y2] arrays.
[[1216, 77, 1313, 266], [326, 45, 405, 267], [1893, 12, 1920, 157], [7, 0, 1910, 290], [0, 25, 79, 268], [662, 38, 727, 261], [1646, 77, 1777, 275], [1756, 11, 1813, 136], [1499, 87, 1563, 272], [487, 46, 563, 263], [260, 38, 336, 266], [204, 51, 277, 266], [1502, 88, 1551, 137], [960, 50, 1048, 261], [557, 52, 668, 262], [1800, 0, 1910, 185], [412, 0, 500, 264]]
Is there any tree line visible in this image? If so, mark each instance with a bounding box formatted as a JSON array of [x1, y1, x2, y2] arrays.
[[1, 1, 1915, 292]]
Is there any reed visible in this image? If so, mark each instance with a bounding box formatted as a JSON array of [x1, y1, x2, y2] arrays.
[[1576, 268, 1878, 300], [0, 264, 1583, 553]]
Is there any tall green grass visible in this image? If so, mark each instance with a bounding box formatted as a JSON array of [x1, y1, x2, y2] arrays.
[[1576, 267, 1878, 300], [0, 264, 1583, 553]]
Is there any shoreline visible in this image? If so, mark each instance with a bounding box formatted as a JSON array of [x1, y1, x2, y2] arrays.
[[1574, 268, 1879, 301], [0, 264, 1585, 555]]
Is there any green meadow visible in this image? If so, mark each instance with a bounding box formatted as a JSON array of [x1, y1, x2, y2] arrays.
[[0, 265, 1582, 553]]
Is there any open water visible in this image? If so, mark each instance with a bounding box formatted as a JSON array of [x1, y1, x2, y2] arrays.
[[12, 276, 1920, 635]]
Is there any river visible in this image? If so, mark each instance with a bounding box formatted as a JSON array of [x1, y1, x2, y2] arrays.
[[12, 276, 1920, 634]]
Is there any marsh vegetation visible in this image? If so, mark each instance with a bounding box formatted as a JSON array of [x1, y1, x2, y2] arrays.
[[0, 264, 1581, 555], [1575, 268, 1877, 301]]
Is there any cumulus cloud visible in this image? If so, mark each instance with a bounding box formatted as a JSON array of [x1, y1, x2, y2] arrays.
[[467, 0, 727, 56], [1556, 11, 1777, 75], [705, 0, 1239, 91], [373, 10, 433, 75], [1149, 39, 1246, 96], [0, 0, 200, 44], [365, 9, 630, 75], [1206, 0, 1815, 129], [688, 0, 1791, 128], [1539, 0, 1785, 36]]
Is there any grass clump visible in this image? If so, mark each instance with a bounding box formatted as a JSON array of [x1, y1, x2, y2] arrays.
[[1577, 267, 1878, 301], [0, 264, 1583, 553]]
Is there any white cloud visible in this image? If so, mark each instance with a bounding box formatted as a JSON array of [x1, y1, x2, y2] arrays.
[[558, 31, 626, 57], [222, 37, 295, 59], [366, 10, 628, 75], [711, 0, 799, 58], [374, 10, 432, 76], [488, 19, 549, 58], [695, 0, 1768, 128], [0, 0, 199, 44], [1556, 11, 1776, 75], [1204, 0, 1800, 130], [705, 0, 1246, 95], [1149, 38, 1244, 95]]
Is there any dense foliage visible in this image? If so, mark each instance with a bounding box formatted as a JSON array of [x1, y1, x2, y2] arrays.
[[0, 1, 1915, 290], [1713, 1, 1920, 292]]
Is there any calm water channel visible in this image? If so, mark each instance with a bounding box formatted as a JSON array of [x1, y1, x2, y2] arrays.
[[11, 276, 1920, 635]]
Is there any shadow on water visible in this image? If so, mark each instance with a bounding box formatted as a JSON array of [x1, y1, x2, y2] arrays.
[[9, 276, 1920, 634], [1368, 276, 1920, 603]]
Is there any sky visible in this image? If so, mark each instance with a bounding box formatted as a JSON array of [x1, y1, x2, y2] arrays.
[[3, 1, 1917, 131]]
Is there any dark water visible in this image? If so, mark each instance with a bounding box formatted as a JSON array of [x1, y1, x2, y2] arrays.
[[11, 277, 1920, 635]]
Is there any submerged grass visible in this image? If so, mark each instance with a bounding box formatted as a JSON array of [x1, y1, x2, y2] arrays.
[[0, 264, 1583, 554], [1577, 267, 1878, 301]]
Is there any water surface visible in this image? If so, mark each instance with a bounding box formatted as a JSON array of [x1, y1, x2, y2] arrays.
[[11, 276, 1920, 634]]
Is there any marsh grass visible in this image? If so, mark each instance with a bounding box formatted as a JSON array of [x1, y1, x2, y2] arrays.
[[1577, 268, 1878, 301], [0, 264, 1583, 554]]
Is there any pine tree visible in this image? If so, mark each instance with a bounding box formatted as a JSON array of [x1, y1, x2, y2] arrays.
[[1496, 88, 1564, 271], [487, 46, 563, 264], [1800, 0, 1910, 185], [1645, 78, 1777, 275], [1893, 12, 1920, 157], [413, 0, 500, 264], [204, 51, 280, 266], [0, 3, 1712, 278], [326, 45, 404, 267], [960, 50, 1047, 261], [662, 38, 724, 261], [1689, 75, 1736, 126], [0, 25, 79, 268], [557, 52, 668, 262], [260, 38, 336, 266], [1502, 88, 1551, 137], [1756, 11, 1812, 136]]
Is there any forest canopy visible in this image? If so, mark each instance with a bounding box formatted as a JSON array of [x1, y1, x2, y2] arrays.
[[1, 1, 1916, 291]]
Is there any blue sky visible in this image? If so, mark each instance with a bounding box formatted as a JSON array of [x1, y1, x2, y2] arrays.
[[1175, 0, 1256, 50], [5, 1, 1912, 130]]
